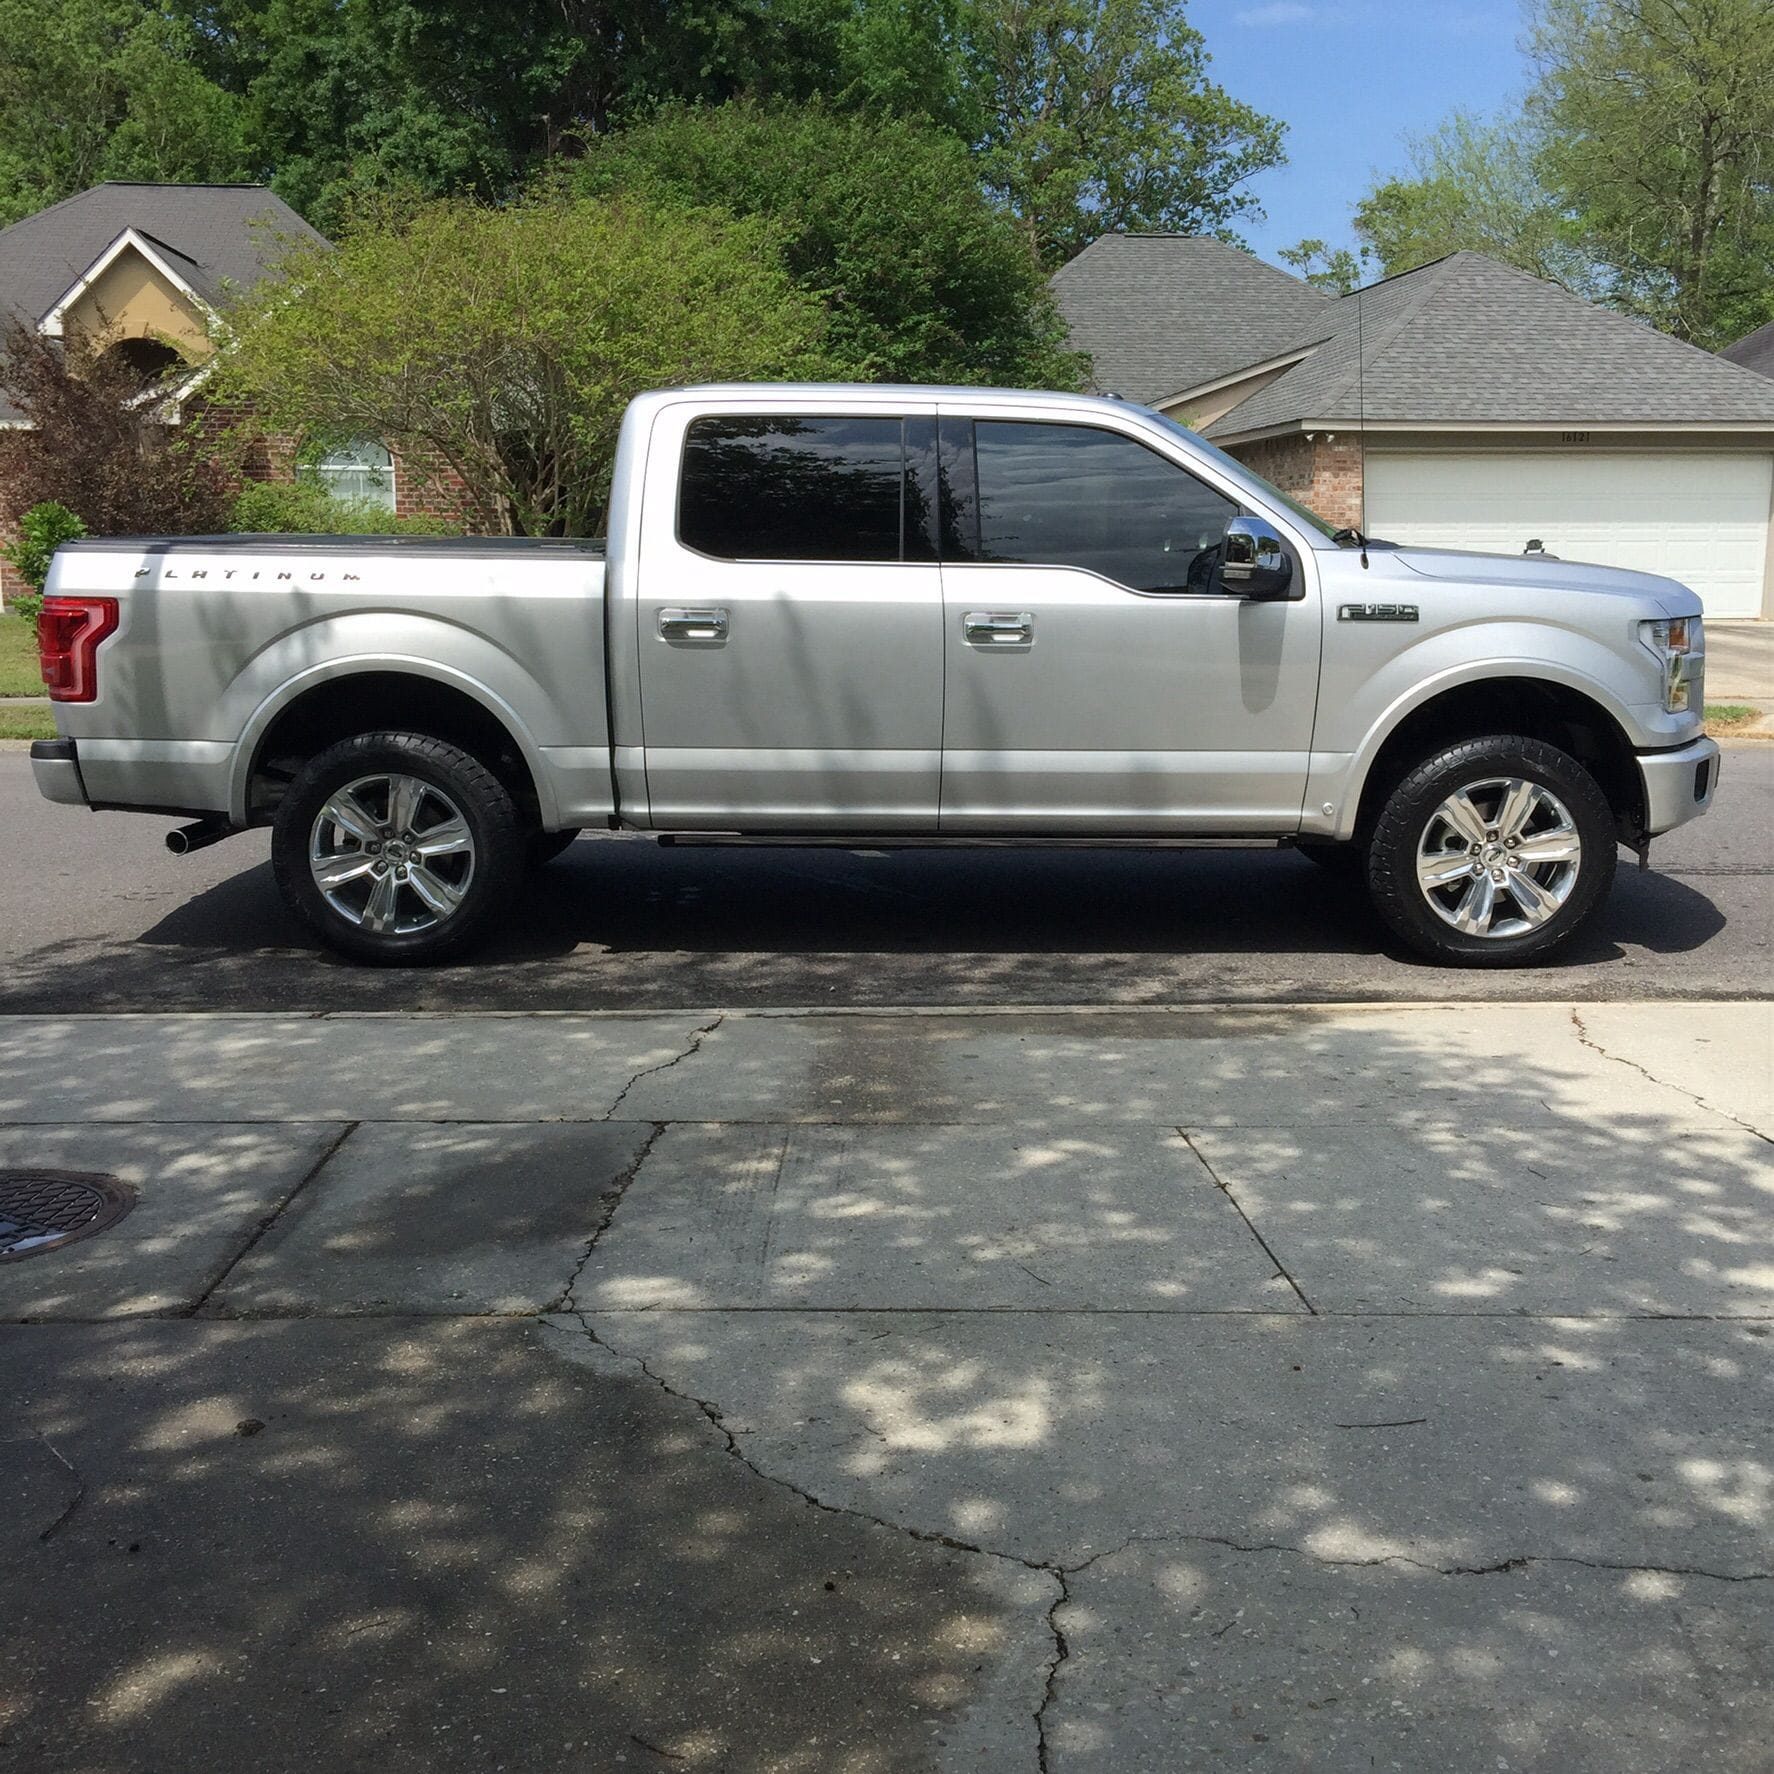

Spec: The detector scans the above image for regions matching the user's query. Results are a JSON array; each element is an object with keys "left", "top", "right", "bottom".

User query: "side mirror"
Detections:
[{"left": 1220, "top": 515, "right": 1294, "bottom": 600}]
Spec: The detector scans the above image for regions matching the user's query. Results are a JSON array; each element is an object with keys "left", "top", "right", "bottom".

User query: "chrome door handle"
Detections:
[
  {"left": 963, "top": 611, "right": 1034, "bottom": 646},
  {"left": 659, "top": 607, "right": 729, "bottom": 642}
]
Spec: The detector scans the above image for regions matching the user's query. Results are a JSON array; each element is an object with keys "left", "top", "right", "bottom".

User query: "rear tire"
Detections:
[
  {"left": 271, "top": 731, "right": 524, "bottom": 965},
  {"left": 1366, "top": 734, "right": 1616, "bottom": 967}
]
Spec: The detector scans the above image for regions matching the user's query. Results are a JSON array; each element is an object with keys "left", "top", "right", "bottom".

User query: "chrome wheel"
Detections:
[
  {"left": 1415, "top": 776, "right": 1581, "bottom": 939},
  {"left": 307, "top": 772, "right": 475, "bottom": 935}
]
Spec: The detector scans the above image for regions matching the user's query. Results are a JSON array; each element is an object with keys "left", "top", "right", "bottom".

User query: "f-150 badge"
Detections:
[{"left": 1338, "top": 603, "right": 1419, "bottom": 622}]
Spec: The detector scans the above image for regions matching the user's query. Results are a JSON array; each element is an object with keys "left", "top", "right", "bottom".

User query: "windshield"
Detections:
[{"left": 1149, "top": 411, "right": 1342, "bottom": 542}]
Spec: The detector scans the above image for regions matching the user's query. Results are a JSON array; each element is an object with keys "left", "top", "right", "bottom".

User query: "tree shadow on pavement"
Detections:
[
  {"left": 0, "top": 1007, "right": 1769, "bottom": 1771},
  {"left": 565, "top": 1009, "right": 1773, "bottom": 1770},
  {"left": 2, "top": 1316, "right": 1044, "bottom": 1774},
  {"left": 0, "top": 841, "right": 1733, "bottom": 1013}
]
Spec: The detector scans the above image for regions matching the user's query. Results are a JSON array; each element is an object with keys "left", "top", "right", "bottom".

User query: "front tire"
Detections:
[
  {"left": 1366, "top": 735, "right": 1616, "bottom": 967},
  {"left": 271, "top": 731, "right": 524, "bottom": 965}
]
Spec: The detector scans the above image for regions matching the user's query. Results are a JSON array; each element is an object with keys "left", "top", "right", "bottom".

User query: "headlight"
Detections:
[{"left": 1639, "top": 617, "right": 1704, "bottom": 712}]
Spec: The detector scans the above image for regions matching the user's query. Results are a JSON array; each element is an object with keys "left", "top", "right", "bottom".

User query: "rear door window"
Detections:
[{"left": 678, "top": 416, "right": 908, "bottom": 562}]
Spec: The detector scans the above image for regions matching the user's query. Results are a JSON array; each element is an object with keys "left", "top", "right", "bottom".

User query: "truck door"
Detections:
[
  {"left": 936, "top": 414, "right": 1323, "bottom": 833},
  {"left": 634, "top": 406, "right": 944, "bottom": 829}
]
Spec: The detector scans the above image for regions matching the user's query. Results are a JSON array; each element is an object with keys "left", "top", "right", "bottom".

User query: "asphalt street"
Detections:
[{"left": 1, "top": 742, "right": 1769, "bottom": 1010}]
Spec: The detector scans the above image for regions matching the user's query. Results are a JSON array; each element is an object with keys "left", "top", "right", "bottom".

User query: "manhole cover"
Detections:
[{"left": 0, "top": 1170, "right": 136, "bottom": 1261}]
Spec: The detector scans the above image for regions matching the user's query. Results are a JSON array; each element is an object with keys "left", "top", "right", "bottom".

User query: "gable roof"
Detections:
[
  {"left": 0, "top": 183, "right": 323, "bottom": 421},
  {"left": 1203, "top": 251, "right": 1774, "bottom": 440},
  {"left": 0, "top": 183, "right": 321, "bottom": 325},
  {"left": 1049, "top": 232, "right": 1335, "bottom": 405},
  {"left": 1722, "top": 317, "right": 1774, "bottom": 381}
]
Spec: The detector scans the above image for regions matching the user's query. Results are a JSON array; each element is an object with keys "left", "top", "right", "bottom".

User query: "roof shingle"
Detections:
[
  {"left": 1206, "top": 252, "right": 1774, "bottom": 438},
  {"left": 1722, "top": 317, "right": 1774, "bottom": 381},
  {"left": 1049, "top": 232, "right": 1334, "bottom": 405}
]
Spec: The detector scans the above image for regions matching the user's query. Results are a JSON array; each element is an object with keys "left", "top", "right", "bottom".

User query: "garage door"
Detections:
[{"left": 1364, "top": 451, "right": 1771, "bottom": 618}]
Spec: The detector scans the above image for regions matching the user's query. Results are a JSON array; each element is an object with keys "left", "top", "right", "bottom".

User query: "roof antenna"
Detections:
[{"left": 1355, "top": 277, "right": 1369, "bottom": 569}]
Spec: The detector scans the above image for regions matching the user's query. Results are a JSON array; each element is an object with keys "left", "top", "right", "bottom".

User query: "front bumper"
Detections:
[
  {"left": 29, "top": 737, "right": 88, "bottom": 807},
  {"left": 1637, "top": 735, "right": 1719, "bottom": 837}
]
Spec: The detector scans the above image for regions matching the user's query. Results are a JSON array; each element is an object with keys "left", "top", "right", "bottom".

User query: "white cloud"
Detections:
[{"left": 1234, "top": 1, "right": 1315, "bottom": 23}]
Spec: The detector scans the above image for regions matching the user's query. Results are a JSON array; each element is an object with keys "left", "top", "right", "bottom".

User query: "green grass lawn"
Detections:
[
  {"left": 0, "top": 611, "right": 43, "bottom": 697},
  {"left": 0, "top": 703, "right": 54, "bottom": 740},
  {"left": 1705, "top": 702, "right": 1762, "bottom": 735}
]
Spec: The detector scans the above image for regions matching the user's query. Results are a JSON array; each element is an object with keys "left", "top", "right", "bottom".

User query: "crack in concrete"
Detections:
[
  {"left": 574, "top": 1315, "right": 1067, "bottom": 1770},
  {"left": 1050, "top": 1529, "right": 1771, "bottom": 1586},
  {"left": 1036, "top": 1566, "right": 1070, "bottom": 1774},
  {"left": 567, "top": 1316, "right": 1770, "bottom": 1774},
  {"left": 189, "top": 1120, "right": 360, "bottom": 1317},
  {"left": 602, "top": 1016, "right": 724, "bottom": 1122},
  {"left": 34, "top": 1430, "right": 84, "bottom": 1543},
  {"left": 550, "top": 1123, "right": 666, "bottom": 1314},
  {"left": 1178, "top": 1128, "right": 1316, "bottom": 1314},
  {"left": 1570, "top": 1008, "right": 1770, "bottom": 1145}
]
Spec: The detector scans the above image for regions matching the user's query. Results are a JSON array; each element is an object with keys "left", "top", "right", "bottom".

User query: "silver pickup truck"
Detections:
[{"left": 30, "top": 382, "right": 1717, "bottom": 966}]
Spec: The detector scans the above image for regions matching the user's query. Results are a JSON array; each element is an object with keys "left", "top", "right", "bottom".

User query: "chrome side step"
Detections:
[{"left": 655, "top": 834, "right": 1288, "bottom": 851}]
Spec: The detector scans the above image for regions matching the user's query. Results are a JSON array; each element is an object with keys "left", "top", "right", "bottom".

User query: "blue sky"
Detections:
[{"left": 1187, "top": 0, "right": 1528, "bottom": 265}]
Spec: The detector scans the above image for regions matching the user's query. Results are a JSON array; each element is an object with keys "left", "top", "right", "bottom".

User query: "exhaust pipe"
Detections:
[{"left": 165, "top": 818, "right": 236, "bottom": 856}]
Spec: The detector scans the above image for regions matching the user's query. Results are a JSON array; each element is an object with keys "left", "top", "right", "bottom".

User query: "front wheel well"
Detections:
[
  {"left": 246, "top": 672, "right": 540, "bottom": 824},
  {"left": 1354, "top": 679, "right": 1644, "bottom": 844}
]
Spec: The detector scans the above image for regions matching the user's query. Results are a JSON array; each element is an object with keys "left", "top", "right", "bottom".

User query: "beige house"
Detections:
[
  {"left": 1053, "top": 234, "right": 1774, "bottom": 619},
  {"left": 0, "top": 182, "right": 324, "bottom": 399}
]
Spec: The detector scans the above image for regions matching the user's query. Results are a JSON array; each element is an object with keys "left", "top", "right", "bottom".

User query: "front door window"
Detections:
[{"left": 967, "top": 421, "right": 1239, "bottom": 594}]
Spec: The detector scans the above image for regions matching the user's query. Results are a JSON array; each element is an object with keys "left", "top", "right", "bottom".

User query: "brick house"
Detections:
[
  {"left": 1052, "top": 234, "right": 1774, "bottom": 618},
  {"left": 0, "top": 182, "right": 473, "bottom": 602}
]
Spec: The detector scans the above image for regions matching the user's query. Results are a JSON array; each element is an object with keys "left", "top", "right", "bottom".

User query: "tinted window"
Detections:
[
  {"left": 679, "top": 416, "right": 906, "bottom": 562},
  {"left": 972, "top": 421, "right": 1239, "bottom": 593}
]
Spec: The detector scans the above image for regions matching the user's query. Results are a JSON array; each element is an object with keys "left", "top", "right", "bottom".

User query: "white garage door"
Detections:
[{"left": 1364, "top": 451, "right": 1771, "bottom": 618}]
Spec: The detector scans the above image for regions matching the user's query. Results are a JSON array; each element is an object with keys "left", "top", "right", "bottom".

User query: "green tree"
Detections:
[
  {"left": 218, "top": 193, "right": 844, "bottom": 536},
  {"left": 1277, "top": 238, "right": 1366, "bottom": 294},
  {"left": 966, "top": 0, "right": 1285, "bottom": 267},
  {"left": 0, "top": 1, "right": 252, "bottom": 225},
  {"left": 170, "top": 0, "right": 876, "bottom": 232},
  {"left": 1342, "top": 1, "right": 1773, "bottom": 348},
  {"left": 571, "top": 100, "right": 1084, "bottom": 386},
  {"left": 1351, "top": 112, "right": 1592, "bottom": 294},
  {"left": 1528, "top": 0, "right": 1774, "bottom": 346}
]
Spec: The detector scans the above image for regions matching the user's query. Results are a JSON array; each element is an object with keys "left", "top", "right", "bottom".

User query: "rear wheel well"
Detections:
[
  {"left": 1354, "top": 679, "right": 1643, "bottom": 844},
  {"left": 247, "top": 673, "right": 540, "bottom": 825}
]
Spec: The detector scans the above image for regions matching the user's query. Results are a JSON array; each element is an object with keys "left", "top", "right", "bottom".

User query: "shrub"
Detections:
[
  {"left": 229, "top": 480, "right": 459, "bottom": 536},
  {"left": 0, "top": 320, "right": 239, "bottom": 537},
  {"left": 219, "top": 191, "right": 841, "bottom": 537},
  {"left": 3, "top": 501, "right": 88, "bottom": 630}
]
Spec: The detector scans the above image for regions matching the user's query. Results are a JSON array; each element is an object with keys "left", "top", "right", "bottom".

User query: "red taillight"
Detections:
[{"left": 38, "top": 596, "right": 119, "bottom": 703}]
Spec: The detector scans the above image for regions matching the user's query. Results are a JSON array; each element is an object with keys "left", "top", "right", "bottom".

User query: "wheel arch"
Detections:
[
  {"left": 234, "top": 659, "right": 553, "bottom": 828},
  {"left": 1348, "top": 672, "right": 1645, "bottom": 845}
]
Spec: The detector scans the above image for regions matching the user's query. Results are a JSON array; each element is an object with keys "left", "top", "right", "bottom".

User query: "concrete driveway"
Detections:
[
  {"left": 1708, "top": 620, "right": 1773, "bottom": 704},
  {"left": 3, "top": 999, "right": 1769, "bottom": 1771}
]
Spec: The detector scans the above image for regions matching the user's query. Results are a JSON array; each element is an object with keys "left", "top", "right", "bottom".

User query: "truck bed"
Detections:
[{"left": 42, "top": 532, "right": 611, "bottom": 828}]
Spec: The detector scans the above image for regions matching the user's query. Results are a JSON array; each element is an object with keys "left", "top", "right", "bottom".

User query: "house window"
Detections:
[
  {"left": 312, "top": 439, "right": 396, "bottom": 510},
  {"left": 101, "top": 338, "right": 185, "bottom": 383}
]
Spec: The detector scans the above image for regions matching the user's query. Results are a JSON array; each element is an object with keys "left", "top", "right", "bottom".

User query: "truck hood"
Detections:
[{"left": 1389, "top": 545, "right": 1701, "bottom": 616}]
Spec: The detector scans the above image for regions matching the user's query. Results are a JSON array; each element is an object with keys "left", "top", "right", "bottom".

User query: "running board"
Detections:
[{"left": 655, "top": 834, "right": 1289, "bottom": 851}]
